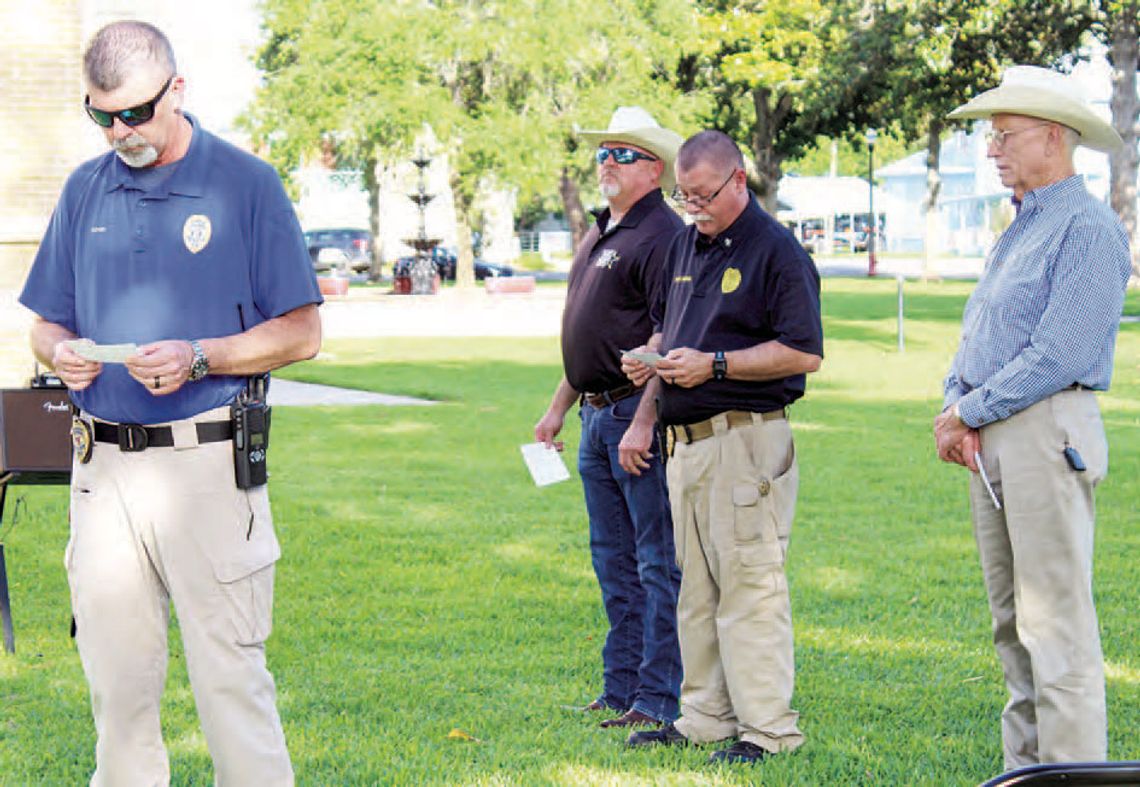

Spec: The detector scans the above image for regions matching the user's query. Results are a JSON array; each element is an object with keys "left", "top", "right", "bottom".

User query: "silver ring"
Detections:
[{"left": 153, "top": 376, "right": 161, "bottom": 390}]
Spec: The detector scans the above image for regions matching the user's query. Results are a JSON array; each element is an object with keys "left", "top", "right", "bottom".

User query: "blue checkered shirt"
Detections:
[{"left": 944, "top": 175, "right": 1131, "bottom": 427}]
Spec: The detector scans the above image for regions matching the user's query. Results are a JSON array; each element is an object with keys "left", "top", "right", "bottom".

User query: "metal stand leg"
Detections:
[{"left": 0, "top": 483, "right": 13, "bottom": 654}]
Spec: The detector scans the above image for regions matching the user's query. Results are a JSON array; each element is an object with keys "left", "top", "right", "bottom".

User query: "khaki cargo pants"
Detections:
[
  {"left": 68, "top": 406, "right": 293, "bottom": 786},
  {"left": 666, "top": 411, "right": 805, "bottom": 752}
]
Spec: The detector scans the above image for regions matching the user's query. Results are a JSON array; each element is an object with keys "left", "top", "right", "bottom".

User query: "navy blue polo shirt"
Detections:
[
  {"left": 20, "top": 113, "right": 322, "bottom": 424},
  {"left": 654, "top": 197, "right": 823, "bottom": 425},
  {"left": 561, "top": 189, "right": 682, "bottom": 393}
]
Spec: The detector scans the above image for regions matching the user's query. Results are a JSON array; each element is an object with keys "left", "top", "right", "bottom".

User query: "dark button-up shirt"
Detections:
[
  {"left": 561, "top": 189, "right": 682, "bottom": 393},
  {"left": 655, "top": 197, "right": 823, "bottom": 425}
]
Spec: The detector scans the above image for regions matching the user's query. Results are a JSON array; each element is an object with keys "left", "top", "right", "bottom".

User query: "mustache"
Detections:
[{"left": 113, "top": 133, "right": 149, "bottom": 151}]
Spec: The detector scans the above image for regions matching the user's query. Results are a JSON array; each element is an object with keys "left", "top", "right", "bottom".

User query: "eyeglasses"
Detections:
[
  {"left": 84, "top": 76, "right": 173, "bottom": 128},
  {"left": 670, "top": 169, "right": 738, "bottom": 208},
  {"left": 985, "top": 122, "right": 1050, "bottom": 150},
  {"left": 595, "top": 146, "right": 658, "bottom": 165}
]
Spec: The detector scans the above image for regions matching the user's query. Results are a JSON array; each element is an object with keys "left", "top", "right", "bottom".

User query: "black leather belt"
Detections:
[
  {"left": 92, "top": 420, "right": 233, "bottom": 452},
  {"left": 583, "top": 383, "right": 640, "bottom": 409}
]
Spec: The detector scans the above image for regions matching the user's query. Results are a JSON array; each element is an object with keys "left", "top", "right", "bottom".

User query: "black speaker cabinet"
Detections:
[{"left": 0, "top": 388, "right": 73, "bottom": 479}]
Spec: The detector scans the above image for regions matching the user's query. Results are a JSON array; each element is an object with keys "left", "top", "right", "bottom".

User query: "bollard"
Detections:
[{"left": 897, "top": 274, "right": 905, "bottom": 353}]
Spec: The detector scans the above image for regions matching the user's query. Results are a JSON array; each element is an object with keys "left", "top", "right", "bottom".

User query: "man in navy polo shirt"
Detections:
[
  {"left": 624, "top": 130, "right": 823, "bottom": 764},
  {"left": 534, "top": 107, "right": 683, "bottom": 728},
  {"left": 19, "top": 21, "right": 320, "bottom": 785}
]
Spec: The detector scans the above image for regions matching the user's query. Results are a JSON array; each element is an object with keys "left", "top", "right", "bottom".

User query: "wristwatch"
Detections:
[
  {"left": 712, "top": 350, "right": 727, "bottom": 381},
  {"left": 188, "top": 340, "right": 210, "bottom": 382}
]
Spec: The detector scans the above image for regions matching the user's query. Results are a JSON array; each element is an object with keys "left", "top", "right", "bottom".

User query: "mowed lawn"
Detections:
[{"left": 2, "top": 278, "right": 1139, "bottom": 785}]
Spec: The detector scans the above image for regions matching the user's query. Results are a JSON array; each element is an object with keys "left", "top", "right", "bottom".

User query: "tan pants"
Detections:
[
  {"left": 971, "top": 389, "right": 1108, "bottom": 769},
  {"left": 666, "top": 412, "right": 804, "bottom": 752},
  {"left": 68, "top": 406, "right": 293, "bottom": 786}
]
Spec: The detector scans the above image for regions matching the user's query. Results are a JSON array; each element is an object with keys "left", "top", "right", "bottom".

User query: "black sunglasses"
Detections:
[
  {"left": 84, "top": 76, "right": 173, "bottom": 128},
  {"left": 595, "top": 146, "right": 658, "bottom": 165}
]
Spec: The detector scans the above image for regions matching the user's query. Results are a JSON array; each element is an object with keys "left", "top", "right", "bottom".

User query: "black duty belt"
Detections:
[
  {"left": 583, "top": 383, "right": 640, "bottom": 409},
  {"left": 668, "top": 408, "right": 786, "bottom": 446},
  {"left": 92, "top": 420, "right": 233, "bottom": 452}
]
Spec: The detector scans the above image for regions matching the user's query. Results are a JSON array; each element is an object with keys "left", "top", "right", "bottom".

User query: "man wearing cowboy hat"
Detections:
[
  {"left": 535, "top": 106, "right": 683, "bottom": 728},
  {"left": 934, "top": 65, "right": 1131, "bottom": 768}
]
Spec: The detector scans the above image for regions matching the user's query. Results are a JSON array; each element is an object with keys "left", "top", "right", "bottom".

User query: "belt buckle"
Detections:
[{"left": 117, "top": 423, "right": 148, "bottom": 452}]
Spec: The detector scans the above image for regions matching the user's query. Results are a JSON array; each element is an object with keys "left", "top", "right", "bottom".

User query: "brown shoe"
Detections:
[
  {"left": 583, "top": 699, "right": 610, "bottom": 712},
  {"left": 600, "top": 709, "right": 661, "bottom": 728}
]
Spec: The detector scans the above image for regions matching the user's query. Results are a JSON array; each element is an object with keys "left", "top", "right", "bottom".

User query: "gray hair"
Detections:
[
  {"left": 676, "top": 130, "right": 744, "bottom": 175},
  {"left": 83, "top": 20, "right": 176, "bottom": 92}
]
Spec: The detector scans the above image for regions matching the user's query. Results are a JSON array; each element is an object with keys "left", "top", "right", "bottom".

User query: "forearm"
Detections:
[
  {"left": 199, "top": 304, "right": 321, "bottom": 376},
  {"left": 723, "top": 339, "right": 822, "bottom": 382},
  {"left": 547, "top": 376, "right": 580, "bottom": 417},
  {"left": 30, "top": 318, "right": 76, "bottom": 368},
  {"left": 631, "top": 375, "right": 660, "bottom": 427}
]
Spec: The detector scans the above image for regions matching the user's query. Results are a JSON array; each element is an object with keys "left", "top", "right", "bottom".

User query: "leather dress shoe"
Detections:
[
  {"left": 708, "top": 740, "right": 769, "bottom": 764},
  {"left": 600, "top": 709, "right": 660, "bottom": 728},
  {"left": 582, "top": 699, "right": 610, "bottom": 712},
  {"left": 626, "top": 722, "right": 689, "bottom": 748}
]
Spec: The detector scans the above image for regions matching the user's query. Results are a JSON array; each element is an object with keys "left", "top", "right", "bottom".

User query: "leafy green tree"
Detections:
[
  {"left": 864, "top": 0, "right": 1096, "bottom": 269},
  {"left": 246, "top": 0, "right": 700, "bottom": 284},
  {"left": 680, "top": 0, "right": 886, "bottom": 213}
]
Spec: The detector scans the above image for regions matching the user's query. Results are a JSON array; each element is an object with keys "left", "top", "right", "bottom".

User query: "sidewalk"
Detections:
[{"left": 0, "top": 258, "right": 982, "bottom": 387}]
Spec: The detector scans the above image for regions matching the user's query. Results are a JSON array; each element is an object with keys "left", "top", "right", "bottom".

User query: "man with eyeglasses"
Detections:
[
  {"left": 19, "top": 20, "right": 320, "bottom": 784},
  {"left": 623, "top": 130, "right": 822, "bottom": 765},
  {"left": 935, "top": 66, "right": 1130, "bottom": 769},
  {"left": 535, "top": 106, "right": 683, "bottom": 729}
]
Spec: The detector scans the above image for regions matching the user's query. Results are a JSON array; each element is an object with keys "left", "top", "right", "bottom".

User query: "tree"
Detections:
[
  {"left": 1096, "top": 0, "right": 1140, "bottom": 280},
  {"left": 680, "top": 0, "right": 886, "bottom": 214},
  {"left": 246, "top": 0, "right": 701, "bottom": 284},
  {"left": 865, "top": 0, "right": 1096, "bottom": 271}
]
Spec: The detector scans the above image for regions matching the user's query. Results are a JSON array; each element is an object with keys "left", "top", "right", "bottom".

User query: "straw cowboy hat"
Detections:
[
  {"left": 948, "top": 65, "right": 1122, "bottom": 153},
  {"left": 577, "top": 106, "right": 683, "bottom": 189}
]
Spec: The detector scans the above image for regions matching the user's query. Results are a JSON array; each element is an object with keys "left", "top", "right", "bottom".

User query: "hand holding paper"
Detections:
[{"left": 520, "top": 442, "right": 571, "bottom": 487}]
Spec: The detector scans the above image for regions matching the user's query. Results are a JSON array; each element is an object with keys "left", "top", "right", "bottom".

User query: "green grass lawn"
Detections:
[{"left": 2, "top": 278, "right": 1139, "bottom": 784}]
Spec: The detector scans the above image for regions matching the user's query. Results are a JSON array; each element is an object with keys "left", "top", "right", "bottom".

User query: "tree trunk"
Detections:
[
  {"left": 364, "top": 153, "right": 382, "bottom": 282},
  {"left": 922, "top": 119, "right": 943, "bottom": 280},
  {"left": 750, "top": 86, "right": 785, "bottom": 214},
  {"left": 1109, "top": 2, "right": 1140, "bottom": 284},
  {"left": 449, "top": 167, "right": 476, "bottom": 289},
  {"left": 560, "top": 166, "right": 589, "bottom": 251}
]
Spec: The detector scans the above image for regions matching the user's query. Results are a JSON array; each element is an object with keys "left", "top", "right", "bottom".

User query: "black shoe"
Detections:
[
  {"left": 626, "top": 722, "right": 688, "bottom": 748},
  {"left": 709, "top": 740, "right": 769, "bottom": 764}
]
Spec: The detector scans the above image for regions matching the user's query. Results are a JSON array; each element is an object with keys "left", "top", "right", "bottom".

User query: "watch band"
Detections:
[
  {"left": 713, "top": 350, "right": 727, "bottom": 381},
  {"left": 188, "top": 339, "right": 209, "bottom": 382}
]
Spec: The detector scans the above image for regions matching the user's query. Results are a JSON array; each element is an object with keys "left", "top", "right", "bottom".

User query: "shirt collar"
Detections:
[
  {"left": 694, "top": 194, "right": 760, "bottom": 251},
  {"left": 104, "top": 111, "right": 208, "bottom": 198},
  {"left": 1018, "top": 174, "right": 1085, "bottom": 214},
  {"left": 596, "top": 188, "right": 667, "bottom": 234}
]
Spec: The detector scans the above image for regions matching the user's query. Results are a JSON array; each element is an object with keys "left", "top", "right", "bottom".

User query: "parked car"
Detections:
[
  {"left": 392, "top": 250, "right": 514, "bottom": 281},
  {"left": 303, "top": 228, "right": 373, "bottom": 274}
]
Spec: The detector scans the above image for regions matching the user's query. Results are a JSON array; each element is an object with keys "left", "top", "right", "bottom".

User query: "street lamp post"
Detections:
[{"left": 866, "top": 128, "right": 878, "bottom": 277}]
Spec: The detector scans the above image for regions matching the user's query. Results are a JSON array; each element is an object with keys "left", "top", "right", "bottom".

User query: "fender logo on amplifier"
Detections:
[{"left": 0, "top": 389, "right": 73, "bottom": 474}]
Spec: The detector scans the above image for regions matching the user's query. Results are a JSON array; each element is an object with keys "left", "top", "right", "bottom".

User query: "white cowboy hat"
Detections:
[
  {"left": 577, "top": 106, "right": 683, "bottom": 189},
  {"left": 948, "top": 65, "right": 1121, "bottom": 153}
]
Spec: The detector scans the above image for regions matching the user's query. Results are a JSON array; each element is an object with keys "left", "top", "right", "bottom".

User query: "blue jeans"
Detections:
[{"left": 578, "top": 393, "right": 681, "bottom": 721}]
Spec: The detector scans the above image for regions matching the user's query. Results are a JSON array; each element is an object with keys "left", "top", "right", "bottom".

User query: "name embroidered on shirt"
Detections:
[
  {"left": 90, "top": 226, "right": 107, "bottom": 233},
  {"left": 674, "top": 275, "right": 692, "bottom": 283},
  {"left": 594, "top": 249, "right": 619, "bottom": 269}
]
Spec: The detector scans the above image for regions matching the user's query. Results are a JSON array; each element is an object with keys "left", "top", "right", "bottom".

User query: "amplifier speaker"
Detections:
[{"left": 0, "top": 388, "right": 73, "bottom": 475}]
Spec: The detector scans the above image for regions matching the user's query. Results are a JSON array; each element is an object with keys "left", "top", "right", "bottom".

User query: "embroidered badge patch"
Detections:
[
  {"left": 71, "top": 417, "right": 93, "bottom": 464},
  {"left": 721, "top": 267, "right": 741, "bottom": 294},
  {"left": 183, "top": 214, "right": 212, "bottom": 254},
  {"left": 594, "top": 249, "right": 619, "bottom": 269}
]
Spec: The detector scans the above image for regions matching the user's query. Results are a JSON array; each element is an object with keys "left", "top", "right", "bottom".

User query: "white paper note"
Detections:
[
  {"left": 974, "top": 451, "right": 1002, "bottom": 510},
  {"left": 621, "top": 349, "right": 662, "bottom": 367},
  {"left": 65, "top": 338, "right": 139, "bottom": 364},
  {"left": 520, "top": 442, "right": 571, "bottom": 487}
]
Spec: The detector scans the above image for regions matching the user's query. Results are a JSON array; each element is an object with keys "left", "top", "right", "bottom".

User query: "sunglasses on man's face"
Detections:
[
  {"left": 84, "top": 76, "right": 173, "bottom": 128},
  {"left": 595, "top": 146, "right": 658, "bottom": 165}
]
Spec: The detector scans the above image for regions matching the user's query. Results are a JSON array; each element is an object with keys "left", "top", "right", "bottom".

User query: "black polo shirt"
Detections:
[
  {"left": 654, "top": 197, "right": 823, "bottom": 425},
  {"left": 561, "top": 189, "right": 683, "bottom": 393}
]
